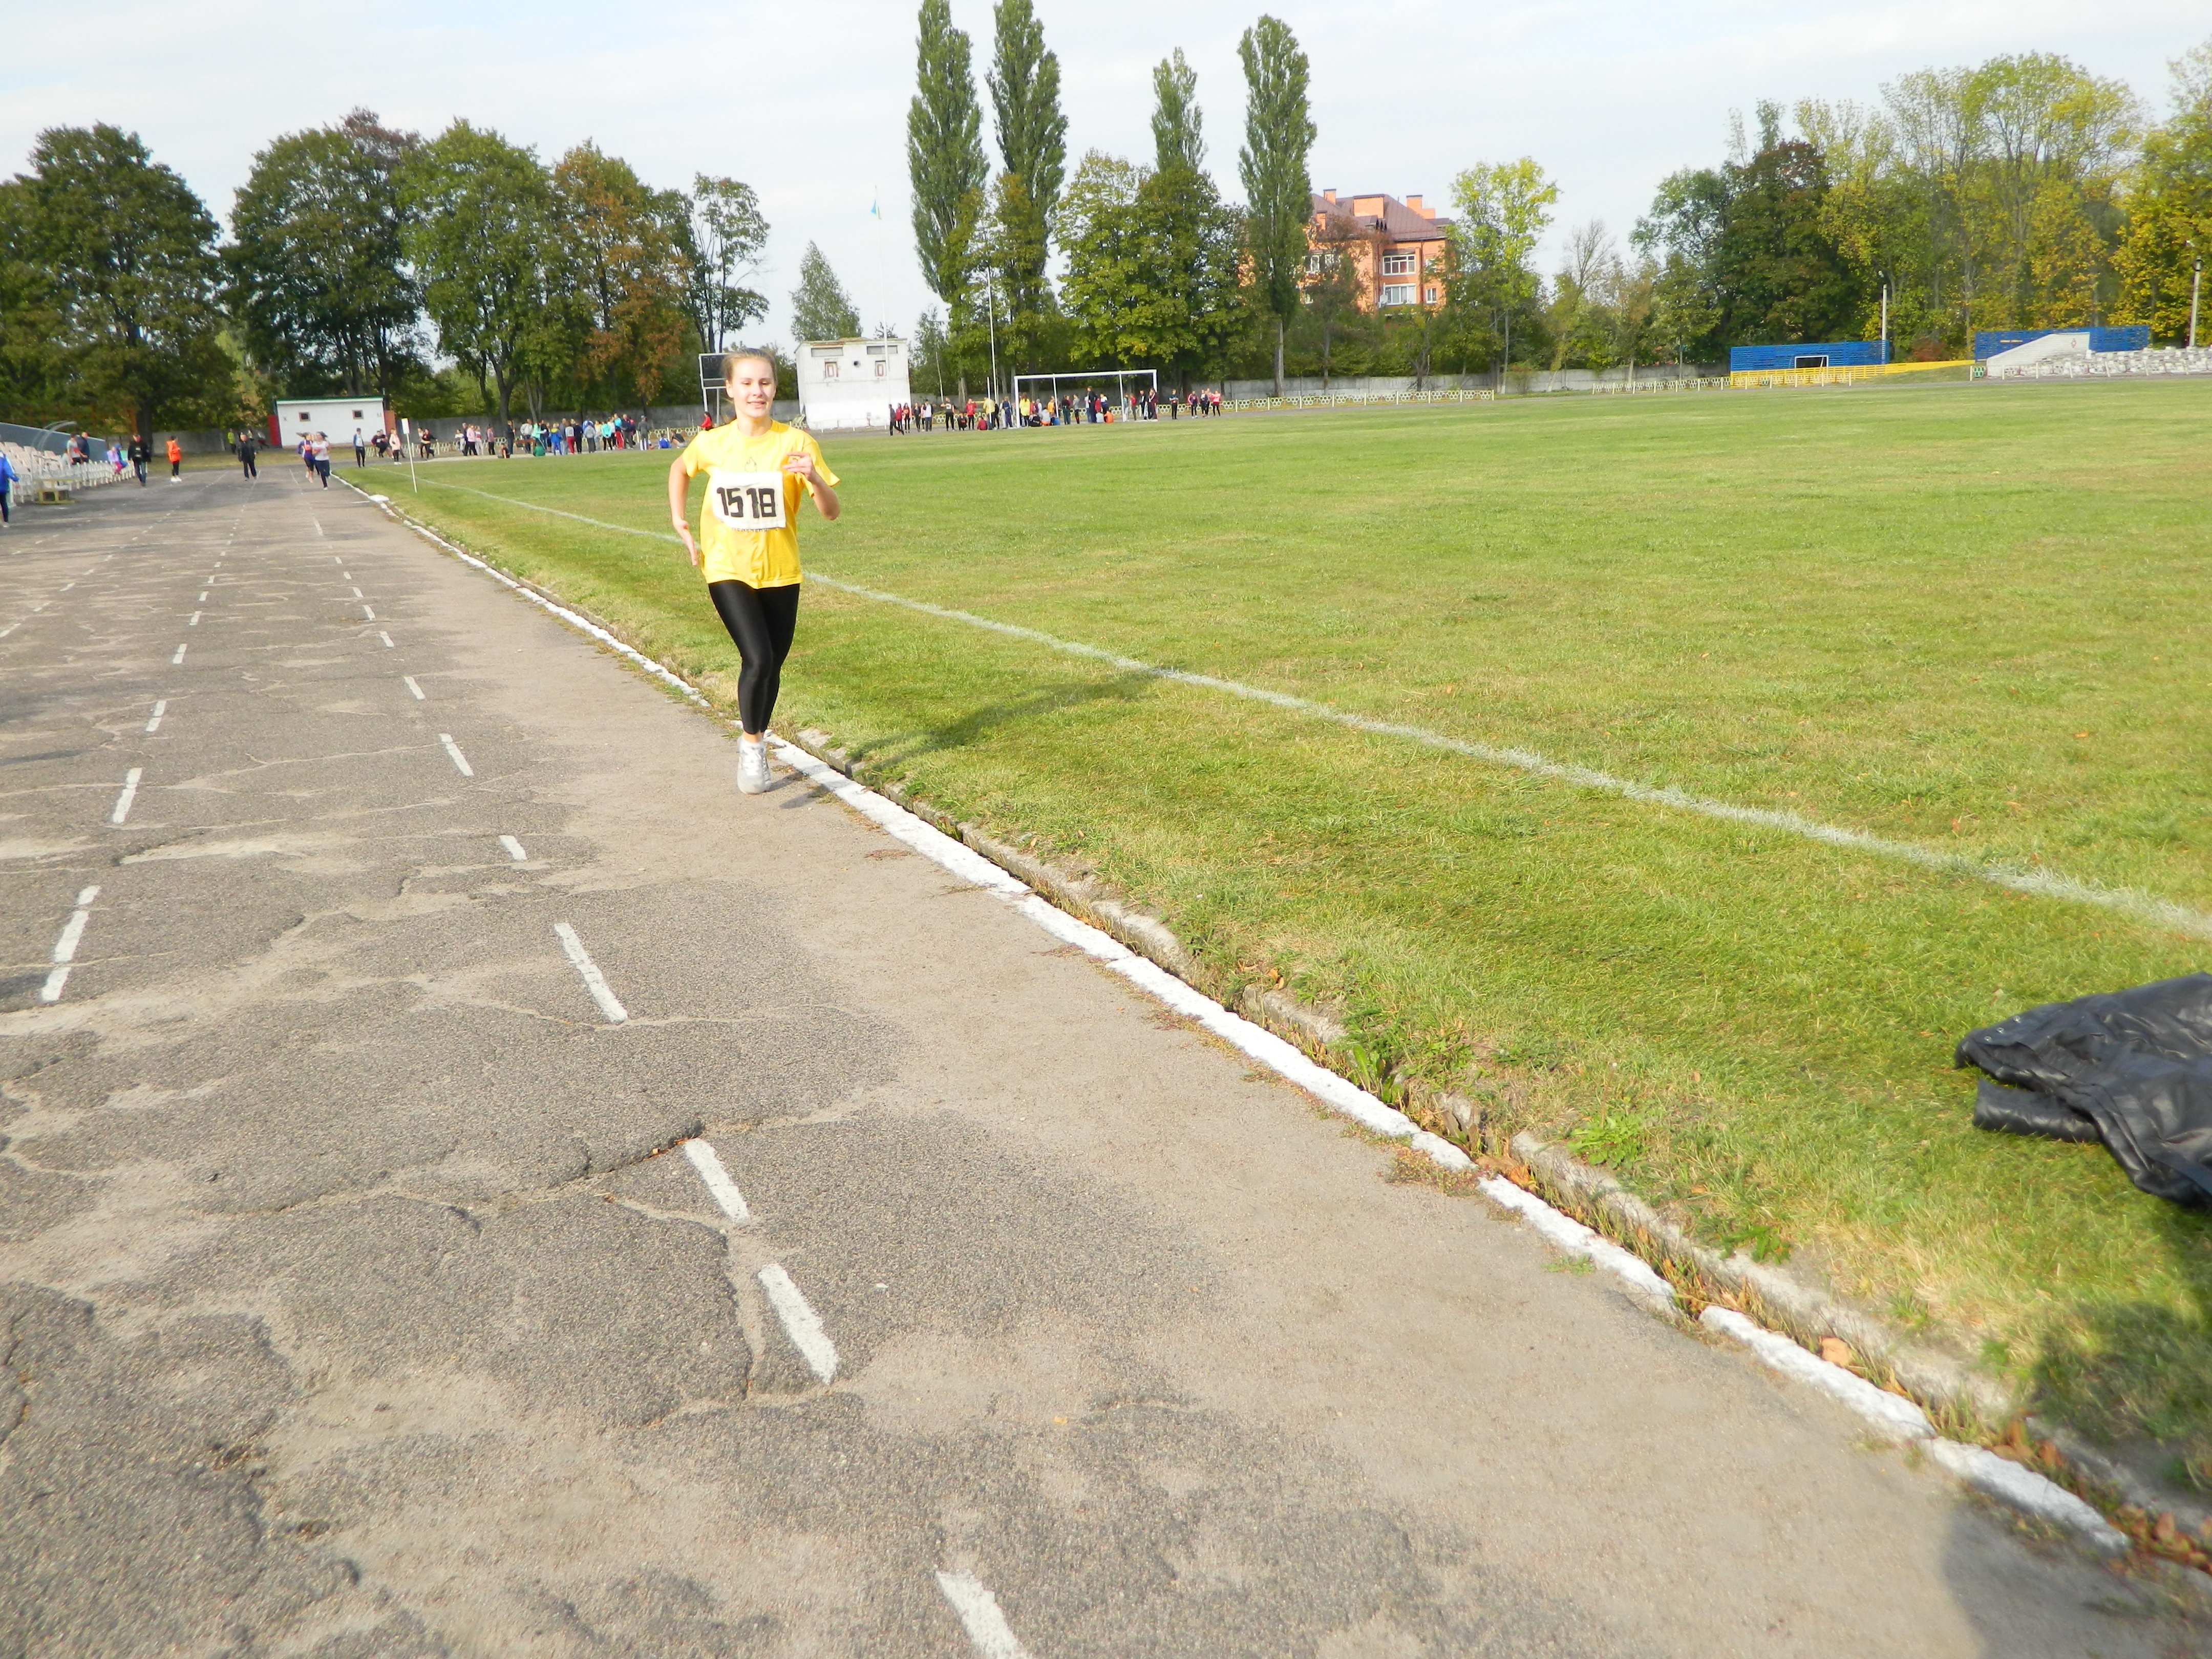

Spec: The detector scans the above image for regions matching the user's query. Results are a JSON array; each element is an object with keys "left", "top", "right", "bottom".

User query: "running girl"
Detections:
[{"left": 668, "top": 349, "right": 839, "bottom": 795}]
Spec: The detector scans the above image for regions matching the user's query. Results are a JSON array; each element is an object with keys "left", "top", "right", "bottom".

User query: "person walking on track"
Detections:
[
  {"left": 128, "top": 434, "right": 149, "bottom": 485},
  {"left": 165, "top": 436, "right": 182, "bottom": 482},
  {"left": 236, "top": 431, "right": 258, "bottom": 480},
  {"left": 667, "top": 348, "right": 840, "bottom": 795},
  {"left": 0, "top": 448, "right": 16, "bottom": 525}
]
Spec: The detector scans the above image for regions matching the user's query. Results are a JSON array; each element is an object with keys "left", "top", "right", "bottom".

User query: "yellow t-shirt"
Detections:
[{"left": 678, "top": 421, "right": 839, "bottom": 587}]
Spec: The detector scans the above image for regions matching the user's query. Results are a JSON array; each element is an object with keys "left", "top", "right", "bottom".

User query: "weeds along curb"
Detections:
[{"left": 352, "top": 481, "right": 2172, "bottom": 1566}]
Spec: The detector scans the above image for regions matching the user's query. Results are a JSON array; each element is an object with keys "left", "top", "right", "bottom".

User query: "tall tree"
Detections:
[
  {"left": 1058, "top": 152, "right": 1148, "bottom": 365},
  {"left": 1451, "top": 156, "right": 1557, "bottom": 382},
  {"left": 13, "top": 124, "right": 236, "bottom": 438},
  {"left": 791, "top": 242, "right": 862, "bottom": 341},
  {"left": 551, "top": 144, "right": 690, "bottom": 412},
  {"left": 1238, "top": 14, "right": 1315, "bottom": 393},
  {"left": 677, "top": 175, "right": 769, "bottom": 356},
  {"left": 2116, "top": 37, "right": 2212, "bottom": 339},
  {"left": 227, "top": 110, "right": 420, "bottom": 400},
  {"left": 986, "top": 0, "right": 1068, "bottom": 318},
  {"left": 907, "top": 0, "right": 989, "bottom": 306},
  {"left": 1152, "top": 49, "right": 1206, "bottom": 176},
  {"left": 398, "top": 121, "right": 554, "bottom": 428}
]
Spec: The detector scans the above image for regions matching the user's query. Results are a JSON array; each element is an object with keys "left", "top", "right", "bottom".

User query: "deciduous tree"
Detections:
[
  {"left": 399, "top": 121, "right": 554, "bottom": 429},
  {"left": 1450, "top": 156, "right": 1557, "bottom": 382},
  {"left": 2115, "top": 37, "right": 2212, "bottom": 339},
  {"left": 677, "top": 175, "right": 769, "bottom": 356},
  {"left": 1152, "top": 49, "right": 1205, "bottom": 176},
  {"left": 14, "top": 124, "right": 237, "bottom": 438},
  {"left": 227, "top": 109, "right": 419, "bottom": 399}
]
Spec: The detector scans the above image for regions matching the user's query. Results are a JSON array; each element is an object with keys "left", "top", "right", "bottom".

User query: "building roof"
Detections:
[{"left": 1311, "top": 190, "right": 1452, "bottom": 243}]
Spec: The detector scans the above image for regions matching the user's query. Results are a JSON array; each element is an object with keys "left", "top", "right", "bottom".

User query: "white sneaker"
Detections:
[{"left": 736, "top": 740, "right": 769, "bottom": 794}]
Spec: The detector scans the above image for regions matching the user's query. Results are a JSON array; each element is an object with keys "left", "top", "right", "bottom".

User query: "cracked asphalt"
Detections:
[{"left": 0, "top": 466, "right": 2192, "bottom": 1656}]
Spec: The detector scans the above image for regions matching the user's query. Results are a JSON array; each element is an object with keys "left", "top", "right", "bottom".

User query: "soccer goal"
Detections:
[{"left": 1012, "top": 368, "right": 1159, "bottom": 419}]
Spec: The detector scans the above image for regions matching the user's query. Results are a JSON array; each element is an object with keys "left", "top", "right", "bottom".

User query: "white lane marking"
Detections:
[
  {"left": 198, "top": 591, "right": 207, "bottom": 601},
  {"left": 333, "top": 555, "right": 343, "bottom": 564},
  {"left": 58, "top": 582, "right": 72, "bottom": 591},
  {"left": 757, "top": 1264, "right": 838, "bottom": 1382},
  {"left": 499, "top": 834, "right": 529, "bottom": 861},
  {"left": 378, "top": 631, "right": 394, "bottom": 648},
  {"left": 0, "top": 624, "right": 16, "bottom": 640},
  {"left": 360, "top": 603, "right": 377, "bottom": 620},
  {"left": 402, "top": 675, "right": 426, "bottom": 699},
  {"left": 109, "top": 768, "right": 143, "bottom": 825},
  {"left": 437, "top": 733, "right": 474, "bottom": 776},
  {"left": 188, "top": 611, "right": 201, "bottom": 626},
  {"left": 1698, "top": 1307, "right": 2124, "bottom": 1550},
  {"left": 39, "top": 885, "right": 101, "bottom": 1004},
  {"left": 552, "top": 921, "right": 628, "bottom": 1023},
  {"left": 311, "top": 515, "right": 325, "bottom": 537},
  {"left": 934, "top": 1571, "right": 1034, "bottom": 1659},
  {"left": 683, "top": 1139, "right": 752, "bottom": 1222},
  {"left": 350, "top": 586, "right": 364, "bottom": 598},
  {"left": 386, "top": 476, "right": 2212, "bottom": 942},
  {"left": 144, "top": 700, "right": 167, "bottom": 733},
  {"left": 171, "top": 643, "right": 187, "bottom": 665}
]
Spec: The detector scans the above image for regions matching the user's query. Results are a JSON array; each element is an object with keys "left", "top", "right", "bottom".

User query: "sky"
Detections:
[{"left": 5, "top": 1, "right": 2205, "bottom": 361}]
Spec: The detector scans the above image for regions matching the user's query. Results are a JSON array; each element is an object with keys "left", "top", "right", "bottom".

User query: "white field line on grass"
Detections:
[
  {"left": 383, "top": 475, "right": 2212, "bottom": 943},
  {"left": 345, "top": 477, "right": 2152, "bottom": 1552}
]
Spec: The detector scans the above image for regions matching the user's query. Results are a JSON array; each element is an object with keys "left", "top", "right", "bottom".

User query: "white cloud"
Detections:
[{"left": 4, "top": 1, "right": 2202, "bottom": 366}]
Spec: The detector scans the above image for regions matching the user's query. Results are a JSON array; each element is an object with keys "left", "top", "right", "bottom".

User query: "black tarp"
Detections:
[{"left": 1956, "top": 973, "right": 2212, "bottom": 1207}]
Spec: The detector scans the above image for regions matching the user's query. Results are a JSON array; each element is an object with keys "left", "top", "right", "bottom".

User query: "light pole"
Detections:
[
  {"left": 2191, "top": 248, "right": 2202, "bottom": 352},
  {"left": 1879, "top": 271, "right": 1890, "bottom": 361},
  {"left": 984, "top": 271, "right": 1001, "bottom": 415}
]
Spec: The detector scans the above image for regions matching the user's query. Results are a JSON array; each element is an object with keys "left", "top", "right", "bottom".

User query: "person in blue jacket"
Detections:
[{"left": 0, "top": 449, "right": 17, "bottom": 525}]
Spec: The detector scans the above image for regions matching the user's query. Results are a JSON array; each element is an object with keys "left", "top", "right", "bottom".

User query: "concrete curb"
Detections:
[{"left": 343, "top": 478, "right": 2159, "bottom": 1566}]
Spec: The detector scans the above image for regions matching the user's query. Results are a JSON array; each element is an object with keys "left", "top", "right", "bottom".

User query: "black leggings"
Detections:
[{"left": 709, "top": 580, "right": 800, "bottom": 735}]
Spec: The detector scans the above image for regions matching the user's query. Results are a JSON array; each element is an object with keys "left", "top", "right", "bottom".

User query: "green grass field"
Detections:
[{"left": 363, "top": 378, "right": 2212, "bottom": 1477}]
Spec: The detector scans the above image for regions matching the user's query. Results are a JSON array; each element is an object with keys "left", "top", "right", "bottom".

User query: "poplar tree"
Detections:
[
  {"left": 907, "top": 0, "right": 988, "bottom": 306},
  {"left": 986, "top": 0, "right": 1068, "bottom": 317},
  {"left": 678, "top": 176, "right": 770, "bottom": 356},
  {"left": 1152, "top": 48, "right": 1205, "bottom": 176},
  {"left": 791, "top": 243, "right": 862, "bottom": 341},
  {"left": 1237, "top": 15, "right": 1315, "bottom": 393}
]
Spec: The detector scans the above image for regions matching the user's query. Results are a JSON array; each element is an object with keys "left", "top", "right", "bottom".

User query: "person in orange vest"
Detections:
[{"left": 165, "top": 436, "right": 183, "bottom": 481}]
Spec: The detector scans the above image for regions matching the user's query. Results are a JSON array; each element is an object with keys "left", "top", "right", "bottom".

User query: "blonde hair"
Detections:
[{"left": 723, "top": 348, "right": 777, "bottom": 384}]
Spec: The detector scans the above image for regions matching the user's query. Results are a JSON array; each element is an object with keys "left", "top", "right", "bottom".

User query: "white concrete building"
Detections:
[
  {"left": 270, "top": 397, "right": 393, "bottom": 448},
  {"left": 797, "top": 338, "right": 910, "bottom": 431}
]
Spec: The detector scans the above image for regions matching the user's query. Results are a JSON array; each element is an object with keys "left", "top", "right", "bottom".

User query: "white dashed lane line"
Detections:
[
  {"left": 109, "top": 769, "right": 143, "bottom": 826},
  {"left": 171, "top": 644, "right": 187, "bottom": 665},
  {"left": 756, "top": 1265, "right": 838, "bottom": 1383},
  {"left": 378, "top": 631, "right": 395, "bottom": 648},
  {"left": 551, "top": 921, "right": 628, "bottom": 1024},
  {"left": 436, "top": 733, "right": 474, "bottom": 776},
  {"left": 188, "top": 611, "right": 201, "bottom": 626},
  {"left": 361, "top": 604, "right": 376, "bottom": 620},
  {"left": 402, "top": 675, "right": 425, "bottom": 700},
  {"left": 144, "top": 700, "right": 167, "bottom": 733},
  {"left": 935, "top": 1570, "right": 1034, "bottom": 1659},
  {"left": 498, "top": 834, "right": 528, "bottom": 862},
  {"left": 39, "top": 886, "right": 100, "bottom": 1005},
  {"left": 681, "top": 1139, "right": 752, "bottom": 1222}
]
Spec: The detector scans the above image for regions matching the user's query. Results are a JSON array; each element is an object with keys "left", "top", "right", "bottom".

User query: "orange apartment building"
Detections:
[{"left": 1306, "top": 189, "right": 1452, "bottom": 311}]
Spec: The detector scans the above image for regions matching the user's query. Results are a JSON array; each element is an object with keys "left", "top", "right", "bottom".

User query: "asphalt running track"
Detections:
[{"left": 0, "top": 468, "right": 2190, "bottom": 1655}]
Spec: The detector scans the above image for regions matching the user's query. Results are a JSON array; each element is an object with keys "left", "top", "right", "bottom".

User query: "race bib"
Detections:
[{"left": 707, "top": 469, "right": 788, "bottom": 531}]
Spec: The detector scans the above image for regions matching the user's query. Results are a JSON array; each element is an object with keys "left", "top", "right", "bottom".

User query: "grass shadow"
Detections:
[{"left": 841, "top": 671, "right": 1158, "bottom": 771}]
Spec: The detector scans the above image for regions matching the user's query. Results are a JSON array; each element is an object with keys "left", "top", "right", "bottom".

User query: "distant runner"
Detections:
[
  {"left": 165, "top": 436, "right": 182, "bottom": 482},
  {"left": 668, "top": 349, "right": 839, "bottom": 795}
]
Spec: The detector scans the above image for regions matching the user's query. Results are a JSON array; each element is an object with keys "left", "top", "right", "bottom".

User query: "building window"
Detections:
[
  {"left": 823, "top": 361, "right": 840, "bottom": 380},
  {"left": 1379, "top": 284, "right": 1416, "bottom": 307},
  {"left": 1304, "top": 252, "right": 1325, "bottom": 275},
  {"left": 875, "top": 360, "right": 886, "bottom": 377},
  {"left": 1424, "top": 286, "right": 1439, "bottom": 305},
  {"left": 1381, "top": 252, "right": 1415, "bottom": 276}
]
